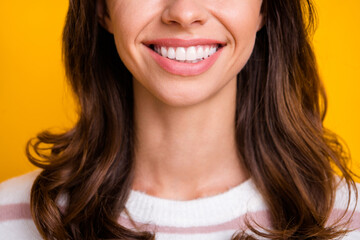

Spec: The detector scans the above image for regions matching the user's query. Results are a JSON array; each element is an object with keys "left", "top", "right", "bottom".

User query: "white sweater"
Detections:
[{"left": 0, "top": 171, "right": 359, "bottom": 240}]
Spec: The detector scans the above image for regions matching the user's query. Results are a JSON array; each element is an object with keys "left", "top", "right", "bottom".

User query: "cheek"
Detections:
[
  {"left": 110, "top": 11, "right": 143, "bottom": 75},
  {"left": 232, "top": 15, "right": 259, "bottom": 58},
  {"left": 111, "top": 11, "right": 138, "bottom": 49},
  {"left": 211, "top": 0, "right": 262, "bottom": 41},
  {"left": 110, "top": 1, "right": 161, "bottom": 45},
  {"left": 227, "top": 7, "right": 261, "bottom": 42},
  {"left": 216, "top": 2, "right": 262, "bottom": 71},
  {"left": 109, "top": 1, "right": 161, "bottom": 72}
]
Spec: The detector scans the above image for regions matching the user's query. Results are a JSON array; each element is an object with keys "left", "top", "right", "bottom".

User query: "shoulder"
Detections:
[
  {"left": 0, "top": 170, "right": 40, "bottom": 205},
  {"left": 331, "top": 178, "right": 360, "bottom": 239},
  {"left": 333, "top": 178, "right": 360, "bottom": 212},
  {"left": 0, "top": 170, "right": 42, "bottom": 240}
]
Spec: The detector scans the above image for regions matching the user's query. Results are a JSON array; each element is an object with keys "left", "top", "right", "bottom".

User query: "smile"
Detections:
[
  {"left": 152, "top": 45, "right": 219, "bottom": 63},
  {"left": 144, "top": 38, "right": 226, "bottom": 76}
]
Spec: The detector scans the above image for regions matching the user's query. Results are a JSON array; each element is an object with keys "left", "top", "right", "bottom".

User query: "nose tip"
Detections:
[{"left": 161, "top": 0, "right": 208, "bottom": 28}]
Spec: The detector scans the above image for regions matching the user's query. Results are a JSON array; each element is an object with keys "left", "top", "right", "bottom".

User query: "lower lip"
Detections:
[{"left": 146, "top": 46, "right": 224, "bottom": 76}]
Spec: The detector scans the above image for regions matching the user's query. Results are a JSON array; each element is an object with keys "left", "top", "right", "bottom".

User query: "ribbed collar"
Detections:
[{"left": 124, "top": 178, "right": 267, "bottom": 227}]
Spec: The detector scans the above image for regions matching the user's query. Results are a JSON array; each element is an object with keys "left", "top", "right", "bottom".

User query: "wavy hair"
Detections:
[{"left": 27, "top": 0, "right": 357, "bottom": 239}]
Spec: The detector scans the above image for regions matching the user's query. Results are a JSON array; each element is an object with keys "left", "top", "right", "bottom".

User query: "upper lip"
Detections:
[{"left": 143, "top": 38, "right": 227, "bottom": 48}]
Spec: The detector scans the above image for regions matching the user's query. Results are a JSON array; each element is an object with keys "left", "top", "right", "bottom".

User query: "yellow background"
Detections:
[{"left": 0, "top": 1, "right": 359, "bottom": 182}]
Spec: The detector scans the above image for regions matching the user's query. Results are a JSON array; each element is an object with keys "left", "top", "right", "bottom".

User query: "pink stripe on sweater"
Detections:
[
  {"left": 328, "top": 208, "right": 360, "bottom": 230},
  {"left": 1, "top": 203, "right": 359, "bottom": 235},
  {"left": 0, "top": 203, "right": 32, "bottom": 221}
]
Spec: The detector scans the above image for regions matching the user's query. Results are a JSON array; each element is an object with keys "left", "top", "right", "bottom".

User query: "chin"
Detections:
[
  {"left": 153, "top": 88, "right": 213, "bottom": 108},
  {"left": 133, "top": 72, "right": 235, "bottom": 109}
]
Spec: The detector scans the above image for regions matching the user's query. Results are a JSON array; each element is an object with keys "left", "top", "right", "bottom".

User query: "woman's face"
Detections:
[{"left": 104, "top": 0, "right": 263, "bottom": 107}]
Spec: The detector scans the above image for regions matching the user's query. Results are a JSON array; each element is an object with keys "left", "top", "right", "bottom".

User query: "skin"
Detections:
[{"left": 101, "top": 0, "right": 263, "bottom": 200}]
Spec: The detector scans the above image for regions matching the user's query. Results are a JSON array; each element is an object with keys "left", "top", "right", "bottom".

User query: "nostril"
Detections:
[{"left": 161, "top": 1, "right": 208, "bottom": 28}]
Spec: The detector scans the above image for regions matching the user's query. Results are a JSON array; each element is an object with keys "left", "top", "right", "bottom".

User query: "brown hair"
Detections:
[{"left": 27, "top": 0, "right": 358, "bottom": 239}]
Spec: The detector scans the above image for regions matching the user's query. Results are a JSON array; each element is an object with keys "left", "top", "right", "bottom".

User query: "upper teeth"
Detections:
[{"left": 154, "top": 45, "right": 218, "bottom": 62}]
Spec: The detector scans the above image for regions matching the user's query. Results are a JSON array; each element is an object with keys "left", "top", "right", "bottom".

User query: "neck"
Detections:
[{"left": 132, "top": 78, "right": 248, "bottom": 200}]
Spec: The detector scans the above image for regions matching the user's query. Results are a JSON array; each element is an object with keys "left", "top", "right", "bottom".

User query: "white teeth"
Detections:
[
  {"left": 167, "top": 47, "right": 176, "bottom": 59},
  {"left": 153, "top": 45, "right": 219, "bottom": 62},
  {"left": 176, "top": 47, "right": 186, "bottom": 61},
  {"left": 154, "top": 45, "right": 160, "bottom": 54},
  {"left": 204, "top": 47, "right": 210, "bottom": 59},
  {"left": 161, "top": 47, "right": 167, "bottom": 57},
  {"left": 196, "top": 47, "right": 204, "bottom": 59},
  {"left": 186, "top": 46, "right": 197, "bottom": 61}
]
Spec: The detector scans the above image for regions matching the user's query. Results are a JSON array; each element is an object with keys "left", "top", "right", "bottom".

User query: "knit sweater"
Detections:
[{"left": 0, "top": 171, "right": 359, "bottom": 240}]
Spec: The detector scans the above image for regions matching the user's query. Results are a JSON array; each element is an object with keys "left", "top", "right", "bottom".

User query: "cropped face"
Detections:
[{"left": 103, "top": 0, "right": 263, "bottom": 107}]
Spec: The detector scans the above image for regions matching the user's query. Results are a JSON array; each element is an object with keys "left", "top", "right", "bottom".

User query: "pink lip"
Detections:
[
  {"left": 144, "top": 38, "right": 225, "bottom": 76},
  {"left": 143, "top": 38, "right": 226, "bottom": 47}
]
